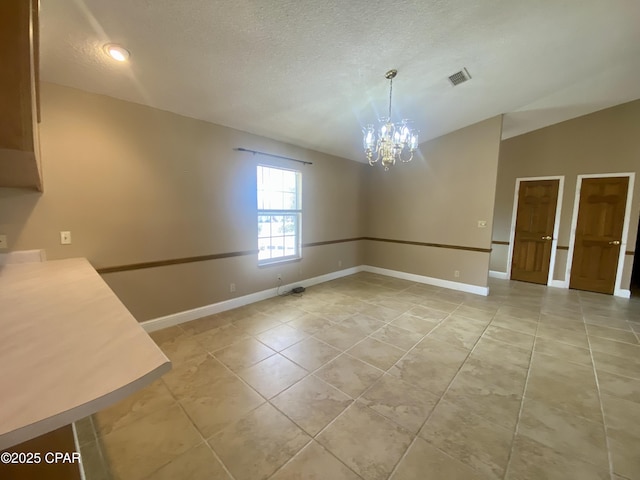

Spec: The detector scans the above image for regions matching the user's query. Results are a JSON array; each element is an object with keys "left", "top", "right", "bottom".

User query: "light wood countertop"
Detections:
[{"left": 0, "top": 258, "right": 171, "bottom": 450}]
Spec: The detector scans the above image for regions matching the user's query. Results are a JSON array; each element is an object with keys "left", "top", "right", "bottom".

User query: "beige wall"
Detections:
[
  {"left": 491, "top": 100, "right": 640, "bottom": 289},
  {"left": 364, "top": 115, "right": 504, "bottom": 288},
  {"left": 0, "top": 83, "right": 366, "bottom": 320},
  {"left": 0, "top": 84, "right": 514, "bottom": 321}
]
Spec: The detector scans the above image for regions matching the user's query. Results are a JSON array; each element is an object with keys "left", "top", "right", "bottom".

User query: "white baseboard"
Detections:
[
  {"left": 522, "top": 279, "right": 629, "bottom": 299},
  {"left": 361, "top": 265, "right": 489, "bottom": 296},
  {"left": 489, "top": 270, "right": 508, "bottom": 280},
  {"left": 298, "top": 266, "right": 363, "bottom": 288},
  {"left": 141, "top": 266, "right": 362, "bottom": 332},
  {"left": 71, "top": 423, "right": 87, "bottom": 480},
  {"left": 614, "top": 288, "right": 631, "bottom": 299},
  {"left": 0, "top": 249, "right": 46, "bottom": 265}
]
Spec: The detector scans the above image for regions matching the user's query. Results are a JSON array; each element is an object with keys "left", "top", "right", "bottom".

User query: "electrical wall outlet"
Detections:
[
  {"left": 338, "top": 260, "right": 342, "bottom": 268},
  {"left": 277, "top": 273, "right": 282, "bottom": 281},
  {"left": 0, "top": 234, "right": 7, "bottom": 249},
  {"left": 229, "top": 283, "right": 236, "bottom": 293},
  {"left": 60, "top": 231, "right": 72, "bottom": 245},
  {"left": 477, "top": 220, "right": 487, "bottom": 228},
  {"left": 454, "top": 270, "right": 460, "bottom": 278}
]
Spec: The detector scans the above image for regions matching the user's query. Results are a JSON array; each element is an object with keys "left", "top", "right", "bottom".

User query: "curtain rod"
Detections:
[{"left": 234, "top": 147, "right": 313, "bottom": 165}]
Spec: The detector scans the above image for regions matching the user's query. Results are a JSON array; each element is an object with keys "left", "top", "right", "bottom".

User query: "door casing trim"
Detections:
[
  {"left": 507, "top": 176, "right": 564, "bottom": 285},
  {"left": 564, "top": 172, "right": 635, "bottom": 297}
]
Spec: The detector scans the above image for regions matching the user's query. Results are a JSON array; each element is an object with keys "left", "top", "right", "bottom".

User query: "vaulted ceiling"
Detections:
[{"left": 40, "top": 0, "right": 640, "bottom": 162}]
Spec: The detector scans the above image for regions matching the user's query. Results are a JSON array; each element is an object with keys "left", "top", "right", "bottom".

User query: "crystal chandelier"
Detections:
[{"left": 363, "top": 69, "right": 419, "bottom": 170}]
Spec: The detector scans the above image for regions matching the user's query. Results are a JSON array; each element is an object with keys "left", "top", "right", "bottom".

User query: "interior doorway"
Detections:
[
  {"left": 508, "top": 177, "right": 563, "bottom": 285},
  {"left": 567, "top": 174, "right": 634, "bottom": 296},
  {"left": 631, "top": 215, "right": 640, "bottom": 297}
]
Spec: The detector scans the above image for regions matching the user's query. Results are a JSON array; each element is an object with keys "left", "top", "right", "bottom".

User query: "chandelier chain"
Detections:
[{"left": 388, "top": 76, "right": 393, "bottom": 120}]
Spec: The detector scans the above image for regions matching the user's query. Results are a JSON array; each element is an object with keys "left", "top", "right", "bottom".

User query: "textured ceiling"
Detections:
[{"left": 40, "top": 0, "right": 640, "bottom": 162}]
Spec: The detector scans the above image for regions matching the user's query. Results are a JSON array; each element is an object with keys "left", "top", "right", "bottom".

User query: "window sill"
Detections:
[{"left": 258, "top": 256, "right": 302, "bottom": 268}]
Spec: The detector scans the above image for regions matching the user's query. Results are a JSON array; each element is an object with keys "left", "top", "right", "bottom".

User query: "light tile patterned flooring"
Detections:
[{"left": 76, "top": 273, "right": 640, "bottom": 480}]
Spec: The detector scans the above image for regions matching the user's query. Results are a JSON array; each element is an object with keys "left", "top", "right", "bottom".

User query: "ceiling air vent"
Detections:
[{"left": 448, "top": 68, "right": 471, "bottom": 86}]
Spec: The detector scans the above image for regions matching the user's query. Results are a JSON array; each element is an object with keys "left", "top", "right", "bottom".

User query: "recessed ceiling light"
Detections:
[{"left": 104, "top": 43, "right": 130, "bottom": 62}]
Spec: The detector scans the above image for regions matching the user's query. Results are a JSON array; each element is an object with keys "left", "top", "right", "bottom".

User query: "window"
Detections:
[{"left": 257, "top": 165, "right": 301, "bottom": 264}]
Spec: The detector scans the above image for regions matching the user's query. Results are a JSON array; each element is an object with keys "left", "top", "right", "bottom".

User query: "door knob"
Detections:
[
  {"left": 609, "top": 240, "right": 621, "bottom": 245},
  {"left": 541, "top": 236, "right": 552, "bottom": 240}
]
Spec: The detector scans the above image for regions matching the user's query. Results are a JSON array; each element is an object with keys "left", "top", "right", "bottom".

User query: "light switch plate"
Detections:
[
  {"left": 0, "top": 235, "right": 7, "bottom": 249},
  {"left": 60, "top": 231, "right": 72, "bottom": 245},
  {"left": 477, "top": 220, "right": 487, "bottom": 228}
]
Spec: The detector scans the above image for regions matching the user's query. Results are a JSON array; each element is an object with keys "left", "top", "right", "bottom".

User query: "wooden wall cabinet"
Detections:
[{"left": 0, "top": 0, "right": 42, "bottom": 191}]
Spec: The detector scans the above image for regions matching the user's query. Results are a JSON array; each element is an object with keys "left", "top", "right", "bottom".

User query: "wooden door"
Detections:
[
  {"left": 511, "top": 179, "right": 560, "bottom": 284},
  {"left": 570, "top": 176, "right": 629, "bottom": 294}
]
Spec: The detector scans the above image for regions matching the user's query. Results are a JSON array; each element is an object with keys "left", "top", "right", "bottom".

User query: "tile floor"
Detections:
[{"left": 76, "top": 272, "right": 640, "bottom": 480}]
